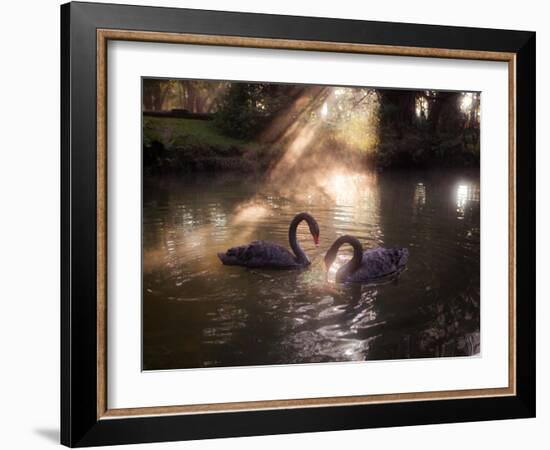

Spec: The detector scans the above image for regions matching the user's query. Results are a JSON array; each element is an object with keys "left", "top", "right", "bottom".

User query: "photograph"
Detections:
[{"left": 142, "top": 78, "right": 481, "bottom": 370}]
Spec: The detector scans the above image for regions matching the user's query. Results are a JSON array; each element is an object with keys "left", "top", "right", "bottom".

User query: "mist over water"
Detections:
[{"left": 142, "top": 168, "right": 480, "bottom": 370}]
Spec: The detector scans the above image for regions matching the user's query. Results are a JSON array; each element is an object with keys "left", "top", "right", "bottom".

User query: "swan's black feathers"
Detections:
[
  {"left": 218, "top": 212, "right": 318, "bottom": 269},
  {"left": 218, "top": 240, "right": 300, "bottom": 268},
  {"left": 343, "top": 247, "right": 409, "bottom": 283}
]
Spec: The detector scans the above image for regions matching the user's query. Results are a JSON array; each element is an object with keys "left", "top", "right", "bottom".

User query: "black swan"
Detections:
[
  {"left": 218, "top": 212, "right": 320, "bottom": 269},
  {"left": 324, "top": 235, "right": 408, "bottom": 283}
]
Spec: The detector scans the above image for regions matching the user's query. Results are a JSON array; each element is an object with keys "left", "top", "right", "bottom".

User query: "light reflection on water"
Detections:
[
  {"left": 143, "top": 169, "right": 480, "bottom": 370},
  {"left": 456, "top": 183, "right": 480, "bottom": 220}
]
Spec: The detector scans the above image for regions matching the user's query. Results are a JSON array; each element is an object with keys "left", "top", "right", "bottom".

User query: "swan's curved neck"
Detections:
[
  {"left": 289, "top": 213, "right": 312, "bottom": 265},
  {"left": 333, "top": 237, "right": 363, "bottom": 282}
]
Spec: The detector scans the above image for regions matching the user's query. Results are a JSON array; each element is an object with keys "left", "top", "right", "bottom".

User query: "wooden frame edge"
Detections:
[
  {"left": 98, "top": 28, "right": 515, "bottom": 61},
  {"left": 97, "top": 29, "right": 108, "bottom": 419},
  {"left": 101, "top": 387, "right": 515, "bottom": 419},
  {"left": 96, "top": 28, "right": 517, "bottom": 420},
  {"left": 508, "top": 55, "right": 517, "bottom": 395}
]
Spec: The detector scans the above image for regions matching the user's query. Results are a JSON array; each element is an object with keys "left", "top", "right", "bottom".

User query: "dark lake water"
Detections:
[{"left": 142, "top": 169, "right": 480, "bottom": 370}]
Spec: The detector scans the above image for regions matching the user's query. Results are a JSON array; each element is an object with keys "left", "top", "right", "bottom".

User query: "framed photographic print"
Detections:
[{"left": 61, "top": 1, "right": 536, "bottom": 447}]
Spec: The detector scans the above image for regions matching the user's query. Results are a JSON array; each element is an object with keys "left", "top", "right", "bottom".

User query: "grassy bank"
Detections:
[
  {"left": 143, "top": 116, "right": 479, "bottom": 174},
  {"left": 143, "top": 116, "right": 280, "bottom": 173}
]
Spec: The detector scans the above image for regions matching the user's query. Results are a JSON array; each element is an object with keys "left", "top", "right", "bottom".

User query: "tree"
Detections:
[
  {"left": 377, "top": 90, "right": 416, "bottom": 137},
  {"left": 214, "top": 82, "right": 309, "bottom": 140},
  {"left": 142, "top": 79, "right": 170, "bottom": 111},
  {"left": 142, "top": 79, "right": 229, "bottom": 112},
  {"left": 427, "top": 91, "right": 462, "bottom": 132}
]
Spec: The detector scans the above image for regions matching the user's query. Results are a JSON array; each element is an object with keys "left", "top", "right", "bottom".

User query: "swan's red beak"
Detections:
[{"left": 313, "top": 234, "right": 320, "bottom": 245}]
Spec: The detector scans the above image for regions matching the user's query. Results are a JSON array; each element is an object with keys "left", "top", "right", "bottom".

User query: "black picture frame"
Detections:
[{"left": 61, "top": 1, "right": 536, "bottom": 447}]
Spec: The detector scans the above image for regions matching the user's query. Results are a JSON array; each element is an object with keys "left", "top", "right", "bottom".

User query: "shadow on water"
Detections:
[{"left": 142, "top": 168, "right": 480, "bottom": 370}]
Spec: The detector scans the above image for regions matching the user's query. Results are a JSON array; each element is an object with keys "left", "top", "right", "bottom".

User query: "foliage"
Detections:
[
  {"left": 213, "top": 83, "right": 298, "bottom": 140},
  {"left": 143, "top": 116, "right": 278, "bottom": 173},
  {"left": 143, "top": 116, "right": 246, "bottom": 149},
  {"left": 143, "top": 82, "right": 480, "bottom": 173},
  {"left": 142, "top": 79, "right": 229, "bottom": 112},
  {"left": 373, "top": 89, "right": 480, "bottom": 168}
]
